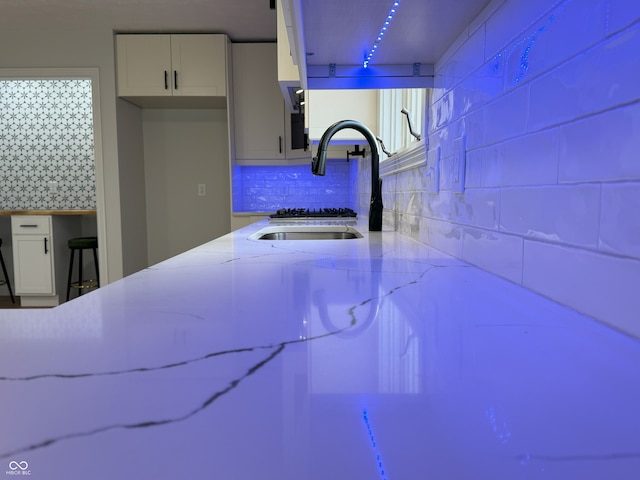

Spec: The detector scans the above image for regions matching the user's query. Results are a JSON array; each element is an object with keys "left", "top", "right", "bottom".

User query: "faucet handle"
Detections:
[
  {"left": 376, "top": 137, "right": 395, "bottom": 157},
  {"left": 401, "top": 108, "right": 422, "bottom": 141}
]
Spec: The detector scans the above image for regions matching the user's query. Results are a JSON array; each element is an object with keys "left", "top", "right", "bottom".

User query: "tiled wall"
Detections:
[
  {"left": 233, "top": 161, "right": 355, "bottom": 212},
  {"left": 0, "top": 79, "right": 96, "bottom": 210},
  {"left": 361, "top": 0, "right": 640, "bottom": 337}
]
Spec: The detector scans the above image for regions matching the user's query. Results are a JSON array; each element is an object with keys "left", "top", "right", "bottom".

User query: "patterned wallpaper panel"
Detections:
[{"left": 0, "top": 79, "right": 96, "bottom": 210}]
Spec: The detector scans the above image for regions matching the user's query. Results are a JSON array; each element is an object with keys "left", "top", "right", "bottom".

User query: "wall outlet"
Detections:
[
  {"left": 452, "top": 135, "right": 466, "bottom": 194},
  {"left": 427, "top": 146, "right": 440, "bottom": 195},
  {"left": 198, "top": 184, "right": 206, "bottom": 196},
  {"left": 48, "top": 181, "right": 58, "bottom": 193}
]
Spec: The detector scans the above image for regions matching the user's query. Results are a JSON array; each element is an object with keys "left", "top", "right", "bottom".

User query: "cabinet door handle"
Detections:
[
  {"left": 174, "top": 70, "right": 178, "bottom": 90},
  {"left": 19, "top": 224, "right": 38, "bottom": 228},
  {"left": 164, "top": 71, "right": 169, "bottom": 90},
  {"left": 44, "top": 237, "right": 48, "bottom": 254},
  {"left": 279, "top": 136, "right": 283, "bottom": 154}
]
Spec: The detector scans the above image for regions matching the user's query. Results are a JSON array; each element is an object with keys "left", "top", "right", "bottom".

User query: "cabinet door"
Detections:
[
  {"left": 170, "top": 35, "right": 227, "bottom": 97},
  {"left": 117, "top": 35, "right": 172, "bottom": 97},
  {"left": 13, "top": 235, "right": 54, "bottom": 295},
  {"left": 232, "top": 43, "right": 286, "bottom": 160}
]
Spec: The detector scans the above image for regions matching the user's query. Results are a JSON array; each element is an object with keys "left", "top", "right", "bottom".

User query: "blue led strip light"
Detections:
[
  {"left": 363, "top": 1, "right": 401, "bottom": 68},
  {"left": 362, "top": 410, "right": 389, "bottom": 480}
]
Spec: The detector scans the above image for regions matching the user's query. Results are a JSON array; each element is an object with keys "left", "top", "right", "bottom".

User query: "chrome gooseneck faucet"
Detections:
[{"left": 312, "top": 120, "right": 383, "bottom": 231}]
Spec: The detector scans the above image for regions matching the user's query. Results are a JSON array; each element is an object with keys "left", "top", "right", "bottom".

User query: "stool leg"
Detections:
[
  {"left": 92, "top": 247, "right": 100, "bottom": 288},
  {"left": 0, "top": 249, "right": 15, "bottom": 304},
  {"left": 78, "top": 249, "right": 84, "bottom": 297},
  {"left": 67, "top": 249, "right": 75, "bottom": 301}
]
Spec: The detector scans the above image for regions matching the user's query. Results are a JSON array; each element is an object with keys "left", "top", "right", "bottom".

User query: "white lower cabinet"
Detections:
[
  {"left": 12, "top": 234, "right": 54, "bottom": 295},
  {"left": 11, "top": 215, "right": 83, "bottom": 307},
  {"left": 11, "top": 216, "right": 54, "bottom": 297}
]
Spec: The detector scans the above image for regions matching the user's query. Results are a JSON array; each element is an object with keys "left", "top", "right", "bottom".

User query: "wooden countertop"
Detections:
[{"left": 0, "top": 210, "right": 96, "bottom": 216}]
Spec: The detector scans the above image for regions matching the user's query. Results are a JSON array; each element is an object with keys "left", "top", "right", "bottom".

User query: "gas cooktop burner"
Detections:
[{"left": 269, "top": 207, "right": 357, "bottom": 219}]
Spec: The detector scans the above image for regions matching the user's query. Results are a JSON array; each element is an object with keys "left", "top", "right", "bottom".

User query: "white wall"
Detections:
[
  {"left": 362, "top": 0, "right": 640, "bottom": 337},
  {"left": 116, "top": 99, "right": 149, "bottom": 276},
  {"left": 143, "top": 109, "right": 231, "bottom": 265},
  {"left": 0, "top": 26, "right": 124, "bottom": 282}
]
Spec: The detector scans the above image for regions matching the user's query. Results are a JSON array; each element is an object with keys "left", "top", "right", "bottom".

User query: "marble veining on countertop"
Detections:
[{"left": 0, "top": 218, "right": 638, "bottom": 479}]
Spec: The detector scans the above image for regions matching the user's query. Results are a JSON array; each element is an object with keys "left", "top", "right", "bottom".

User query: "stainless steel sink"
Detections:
[{"left": 249, "top": 225, "right": 363, "bottom": 241}]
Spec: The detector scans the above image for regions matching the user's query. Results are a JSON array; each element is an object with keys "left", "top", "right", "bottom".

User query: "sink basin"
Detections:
[{"left": 249, "top": 225, "right": 363, "bottom": 241}]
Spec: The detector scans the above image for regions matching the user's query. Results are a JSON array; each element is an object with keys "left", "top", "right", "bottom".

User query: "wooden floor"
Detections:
[{"left": 0, "top": 295, "right": 21, "bottom": 309}]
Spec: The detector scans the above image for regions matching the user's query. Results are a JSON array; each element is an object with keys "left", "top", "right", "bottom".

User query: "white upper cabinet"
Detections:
[
  {"left": 232, "top": 43, "right": 309, "bottom": 164},
  {"left": 170, "top": 35, "right": 227, "bottom": 97},
  {"left": 116, "top": 34, "right": 228, "bottom": 106}
]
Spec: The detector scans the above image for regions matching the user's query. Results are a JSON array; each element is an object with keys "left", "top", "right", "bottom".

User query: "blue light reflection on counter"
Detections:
[
  {"left": 363, "top": 410, "right": 389, "bottom": 480},
  {"left": 363, "top": 1, "right": 401, "bottom": 69}
]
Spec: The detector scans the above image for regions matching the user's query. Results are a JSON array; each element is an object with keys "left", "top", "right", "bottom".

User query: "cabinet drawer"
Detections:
[{"left": 11, "top": 216, "right": 52, "bottom": 234}]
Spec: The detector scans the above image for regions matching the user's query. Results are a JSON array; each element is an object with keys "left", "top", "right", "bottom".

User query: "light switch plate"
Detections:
[
  {"left": 427, "top": 146, "right": 440, "bottom": 195},
  {"left": 452, "top": 135, "right": 466, "bottom": 194},
  {"left": 198, "top": 184, "right": 206, "bottom": 196}
]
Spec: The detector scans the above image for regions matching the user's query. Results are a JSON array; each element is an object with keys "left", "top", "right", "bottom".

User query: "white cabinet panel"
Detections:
[
  {"left": 232, "top": 43, "right": 309, "bottom": 163},
  {"left": 12, "top": 234, "right": 54, "bottom": 295},
  {"left": 11, "top": 216, "right": 54, "bottom": 296},
  {"left": 170, "top": 35, "right": 227, "bottom": 97},
  {"left": 116, "top": 35, "right": 172, "bottom": 97},
  {"left": 117, "top": 34, "right": 227, "bottom": 99}
]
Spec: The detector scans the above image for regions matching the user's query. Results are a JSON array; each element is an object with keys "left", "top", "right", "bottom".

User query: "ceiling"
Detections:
[
  {"left": 301, "top": 0, "right": 492, "bottom": 67},
  {"left": 0, "top": 0, "right": 492, "bottom": 77},
  {"left": 0, "top": 0, "right": 278, "bottom": 41}
]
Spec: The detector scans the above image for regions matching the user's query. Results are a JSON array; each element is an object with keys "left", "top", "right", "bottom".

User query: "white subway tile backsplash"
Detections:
[
  {"left": 468, "top": 0, "right": 507, "bottom": 37},
  {"left": 607, "top": 0, "right": 640, "bottom": 35},
  {"left": 431, "top": 91, "right": 455, "bottom": 132},
  {"left": 599, "top": 182, "right": 640, "bottom": 259},
  {"left": 523, "top": 240, "right": 640, "bottom": 337},
  {"left": 529, "top": 24, "right": 640, "bottom": 131},
  {"left": 466, "top": 85, "right": 529, "bottom": 149},
  {"left": 424, "top": 190, "right": 454, "bottom": 221},
  {"left": 484, "top": 0, "right": 559, "bottom": 57},
  {"left": 558, "top": 102, "right": 640, "bottom": 183},
  {"left": 454, "top": 55, "right": 506, "bottom": 118},
  {"left": 439, "top": 154, "right": 455, "bottom": 192},
  {"left": 436, "top": 26, "right": 487, "bottom": 93},
  {"left": 419, "top": 217, "right": 464, "bottom": 258},
  {"left": 452, "top": 188, "right": 501, "bottom": 229},
  {"left": 500, "top": 185, "right": 601, "bottom": 247},
  {"left": 365, "top": 0, "right": 640, "bottom": 337},
  {"left": 464, "top": 149, "right": 483, "bottom": 188},
  {"left": 233, "top": 162, "right": 355, "bottom": 212},
  {"left": 479, "top": 129, "right": 559, "bottom": 187},
  {"left": 462, "top": 227, "right": 523, "bottom": 283},
  {"left": 503, "top": 0, "right": 607, "bottom": 88}
]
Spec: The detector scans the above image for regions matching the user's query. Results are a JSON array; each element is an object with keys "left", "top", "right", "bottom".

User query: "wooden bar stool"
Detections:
[
  {"left": 66, "top": 236, "right": 99, "bottom": 301},
  {"left": 0, "top": 238, "right": 15, "bottom": 304}
]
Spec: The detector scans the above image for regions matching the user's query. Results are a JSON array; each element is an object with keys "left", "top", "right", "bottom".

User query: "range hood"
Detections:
[{"left": 280, "top": 0, "right": 491, "bottom": 89}]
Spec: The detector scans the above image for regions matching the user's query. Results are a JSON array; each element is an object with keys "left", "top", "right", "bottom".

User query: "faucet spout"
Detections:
[{"left": 312, "top": 120, "right": 383, "bottom": 231}]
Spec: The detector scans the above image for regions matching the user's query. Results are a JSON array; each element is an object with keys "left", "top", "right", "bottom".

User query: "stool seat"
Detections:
[
  {"left": 68, "top": 237, "right": 98, "bottom": 249},
  {"left": 66, "top": 236, "right": 99, "bottom": 301}
]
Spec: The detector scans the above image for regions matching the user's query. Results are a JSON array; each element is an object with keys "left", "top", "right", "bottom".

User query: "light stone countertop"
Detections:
[{"left": 0, "top": 218, "right": 638, "bottom": 479}]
